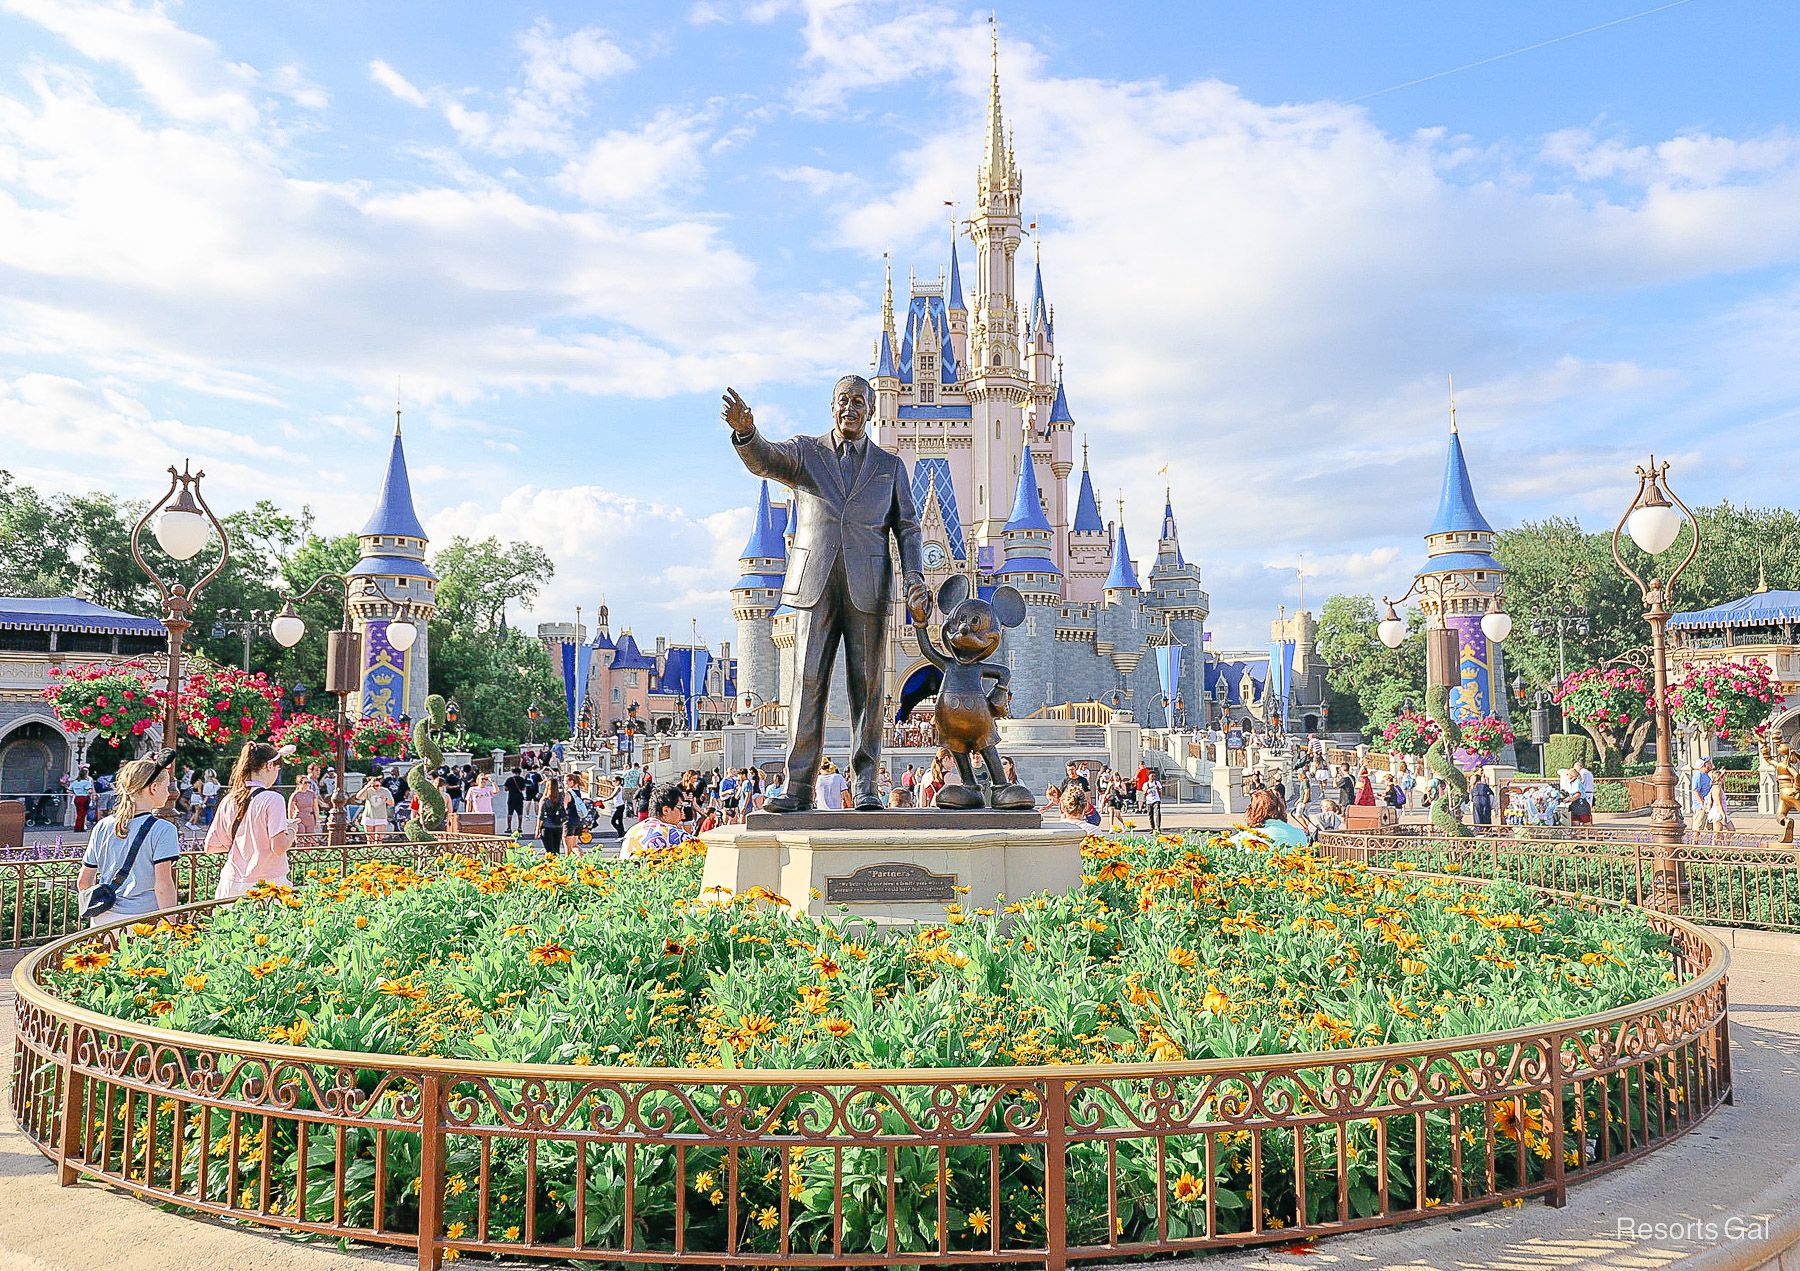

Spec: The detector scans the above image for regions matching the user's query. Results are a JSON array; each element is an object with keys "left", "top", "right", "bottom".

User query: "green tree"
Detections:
[
  {"left": 432, "top": 536, "right": 555, "bottom": 633},
  {"left": 1315, "top": 593, "right": 1426, "bottom": 741},
  {"left": 426, "top": 535, "right": 564, "bottom": 746}
]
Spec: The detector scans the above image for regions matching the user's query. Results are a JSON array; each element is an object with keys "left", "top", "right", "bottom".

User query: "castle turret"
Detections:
[
  {"left": 349, "top": 409, "right": 437, "bottom": 721},
  {"left": 992, "top": 438, "right": 1061, "bottom": 603},
  {"left": 946, "top": 222, "right": 968, "bottom": 372},
  {"left": 1413, "top": 393, "right": 1510, "bottom": 737},
  {"left": 1065, "top": 442, "right": 1109, "bottom": 603},
  {"left": 1146, "top": 488, "right": 1208, "bottom": 712},
  {"left": 732, "top": 479, "right": 787, "bottom": 709},
  {"left": 1103, "top": 517, "right": 1142, "bottom": 607}
]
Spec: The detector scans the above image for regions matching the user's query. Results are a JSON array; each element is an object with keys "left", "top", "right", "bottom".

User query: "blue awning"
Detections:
[
  {"left": 1669, "top": 590, "right": 1800, "bottom": 632},
  {"left": 0, "top": 597, "right": 164, "bottom": 635}
]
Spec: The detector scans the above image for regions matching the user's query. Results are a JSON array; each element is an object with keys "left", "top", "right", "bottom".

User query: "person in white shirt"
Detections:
[
  {"left": 1142, "top": 776, "right": 1163, "bottom": 833},
  {"left": 814, "top": 759, "right": 849, "bottom": 811}
]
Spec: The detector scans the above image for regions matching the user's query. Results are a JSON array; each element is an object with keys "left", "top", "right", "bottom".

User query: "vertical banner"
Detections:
[
  {"left": 1153, "top": 643, "right": 1183, "bottom": 728},
  {"left": 1445, "top": 614, "right": 1493, "bottom": 770},
  {"left": 1268, "top": 640, "right": 1295, "bottom": 731},
  {"left": 575, "top": 643, "right": 594, "bottom": 727},
  {"left": 560, "top": 642, "right": 577, "bottom": 730},
  {"left": 359, "top": 620, "right": 408, "bottom": 720},
  {"left": 687, "top": 649, "right": 713, "bottom": 732}
]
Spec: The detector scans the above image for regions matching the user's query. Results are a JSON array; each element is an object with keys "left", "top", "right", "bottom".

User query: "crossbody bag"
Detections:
[{"left": 79, "top": 814, "right": 158, "bottom": 919}]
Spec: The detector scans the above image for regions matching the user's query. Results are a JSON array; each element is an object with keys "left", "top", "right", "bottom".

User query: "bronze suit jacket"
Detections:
[{"left": 732, "top": 427, "right": 924, "bottom": 615}]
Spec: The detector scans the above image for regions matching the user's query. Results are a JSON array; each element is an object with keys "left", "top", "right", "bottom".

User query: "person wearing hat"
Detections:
[{"left": 75, "top": 748, "right": 181, "bottom": 924}]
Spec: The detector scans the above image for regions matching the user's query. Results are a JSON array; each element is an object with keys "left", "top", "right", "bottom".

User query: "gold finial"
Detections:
[
  {"left": 1448, "top": 372, "right": 1457, "bottom": 435},
  {"left": 1758, "top": 558, "right": 1770, "bottom": 593},
  {"left": 1117, "top": 489, "right": 1124, "bottom": 522},
  {"left": 1081, "top": 434, "right": 1088, "bottom": 469}
]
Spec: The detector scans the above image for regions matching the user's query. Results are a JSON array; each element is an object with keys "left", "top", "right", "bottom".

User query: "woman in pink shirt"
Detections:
[{"left": 206, "top": 742, "right": 293, "bottom": 899}]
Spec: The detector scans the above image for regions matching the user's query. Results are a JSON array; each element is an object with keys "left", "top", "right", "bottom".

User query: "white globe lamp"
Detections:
[
  {"left": 153, "top": 501, "right": 210, "bottom": 561},
  {"left": 386, "top": 616, "right": 419, "bottom": 652},
  {"left": 1627, "top": 503, "right": 1683, "bottom": 556},
  {"left": 1480, "top": 593, "right": 1512, "bottom": 643},
  {"left": 271, "top": 610, "right": 306, "bottom": 648},
  {"left": 1377, "top": 603, "right": 1408, "bottom": 650}
]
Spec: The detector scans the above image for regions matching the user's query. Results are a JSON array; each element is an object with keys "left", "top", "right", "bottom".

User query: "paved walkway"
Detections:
[{"left": 3, "top": 939, "right": 1798, "bottom": 1269}]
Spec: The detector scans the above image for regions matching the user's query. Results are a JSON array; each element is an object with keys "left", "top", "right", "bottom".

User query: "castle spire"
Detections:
[
  {"left": 947, "top": 219, "right": 965, "bottom": 311},
  {"left": 360, "top": 412, "right": 427, "bottom": 540},
  {"left": 1105, "top": 517, "right": 1142, "bottom": 593},
  {"left": 984, "top": 19, "right": 1006, "bottom": 186}
]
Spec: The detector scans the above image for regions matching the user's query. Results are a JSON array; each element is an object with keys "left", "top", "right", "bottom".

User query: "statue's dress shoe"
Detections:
[{"left": 763, "top": 792, "right": 814, "bottom": 814}]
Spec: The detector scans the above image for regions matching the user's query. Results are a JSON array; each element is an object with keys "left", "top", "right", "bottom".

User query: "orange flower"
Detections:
[
  {"left": 123, "top": 966, "right": 168, "bottom": 978},
  {"left": 1172, "top": 1171, "right": 1203, "bottom": 1204},
  {"left": 798, "top": 985, "right": 832, "bottom": 1014},
  {"left": 1201, "top": 989, "right": 1230, "bottom": 1015},
  {"left": 61, "top": 949, "right": 112, "bottom": 973},
  {"left": 1167, "top": 947, "right": 1197, "bottom": 969},
  {"left": 823, "top": 1018, "right": 855, "bottom": 1037},
  {"left": 147, "top": 999, "right": 174, "bottom": 1015},
  {"left": 739, "top": 1013, "right": 777, "bottom": 1036},
  {"left": 529, "top": 942, "right": 574, "bottom": 966},
  {"left": 811, "top": 954, "right": 842, "bottom": 979}
]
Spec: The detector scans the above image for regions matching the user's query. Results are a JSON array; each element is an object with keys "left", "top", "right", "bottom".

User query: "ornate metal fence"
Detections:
[
  {"left": 1319, "top": 829, "right": 1800, "bottom": 932},
  {"left": 11, "top": 889, "right": 1729, "bottom": 1270},
  {"left": 0, "top": 833, "right": 512, "bottom": 950}
]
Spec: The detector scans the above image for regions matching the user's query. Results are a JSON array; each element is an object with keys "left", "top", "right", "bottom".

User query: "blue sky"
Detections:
[{"left": 3, "top": 0, "right": 1799, "bottom": 650}]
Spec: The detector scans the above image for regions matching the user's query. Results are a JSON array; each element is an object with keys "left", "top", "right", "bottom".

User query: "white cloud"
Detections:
[
  {"left": 556, "top": 109, "right": 708, "bottom": 206},
  {"left": 369, "top": 58, "right": 427, "bottom": 108},
  {"left": 447, "top": 20, "right": 635, "bottom": 155},
  {"left": 427, "top": 484, "right": 752, "bottom": 632}
]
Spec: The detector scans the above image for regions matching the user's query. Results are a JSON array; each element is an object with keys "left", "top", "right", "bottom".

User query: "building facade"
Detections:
[
  {"left": 349, "top": 414, "right": 438, "bottom": 722},
  {"left": 732, "top": 57, "right": 1208, "bottom": 728},
  {"left": 556, "top": 604, "right": 741, "bottom": 737}
]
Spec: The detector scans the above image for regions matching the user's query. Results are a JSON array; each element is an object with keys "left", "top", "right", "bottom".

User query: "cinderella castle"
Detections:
[{"left": 733, "top": 51, "right": 1208, "bottom": 727}]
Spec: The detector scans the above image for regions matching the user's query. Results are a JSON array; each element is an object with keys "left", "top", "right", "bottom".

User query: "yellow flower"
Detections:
[
  {"left": 128, "top": 922, "right": 157, "bottom": 937},
  {"left": 529, "top": 942, "right": 574, "bottom": 966},
  {"left": 354, "top": 916, "right": 369, "bottom": 929},
  {"left": 181, "top": 974, "right": 208, "bottom": 992},
  {"left": 811, "top": 954, "right": 842, "bottom": 979},
  {"left": 123, "top": 966, "right": 167, "bottom": 978},
  {"left": 739, "top": 1013, "right": 777, "bottom": 1036},
  {"left": 61, "top": 949, "right": 112, "bottom": 972},
  {"left": 1202, "top": 989, "right": 1230, "bottom": 1015},
  {"left": 503, "top": 1225, "right": 520, "bottom": 1241},
  {"left": 254, "top": 933, "right": 270, "bottom": 946},
  {"left": 445, "top": 1221, "right": 466, "bottom": 1238},
  {"left": 1400, "top": 958, "right": 1428, "bottom": 976},
  {"left": 694, "top": 1170, "right": 716, "bottom": 1191},
  {"left": 798, "top": 985, "right": 832, "bottom": 1014},
  {"left": 1167, "top": 947, "right": 1197, "bottom": 969},
  {"left": 756, "top": 1206, "right": 779, "bottom": 1230},
  {"left": 148, "top": 1000, "right": 174, "bottom": 1015},
  {"left": 1172, "top": 1171, "right": 1203, "bottom": 1204},
  {"left": 823, "top": 1018, "right": 855, "bottom": 1038},
  {"left": 967, "top": 1208, "right": 990, "bottom": 1235},
  {"left": 267, "top": 1018, "right": 311, "bottom": 1046}
]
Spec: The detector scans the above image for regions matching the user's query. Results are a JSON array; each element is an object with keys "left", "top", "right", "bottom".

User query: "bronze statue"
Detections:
[
  {"left": 917, "top": 575, "right": 1035, "bottom": 809},
  {"left": 1759, "top": 736, "right": 1799, "bottom": 844},
  {"left": 722, "top": 377, "right": 931, "bottom": 812}
]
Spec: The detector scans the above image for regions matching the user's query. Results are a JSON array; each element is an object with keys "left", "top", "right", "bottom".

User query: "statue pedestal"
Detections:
[{"left": 699, "top": 815, "right": 1087, "bottom": 923}]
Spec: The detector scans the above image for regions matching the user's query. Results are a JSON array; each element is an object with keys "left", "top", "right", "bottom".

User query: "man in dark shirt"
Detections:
[{"left": 503, "top": 768, "right": 527, "bottom": 833}]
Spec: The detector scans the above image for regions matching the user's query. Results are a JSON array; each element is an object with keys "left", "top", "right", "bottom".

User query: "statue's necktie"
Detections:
[{"left": 839, "top": 442, "right": 857, "bottom": 490}]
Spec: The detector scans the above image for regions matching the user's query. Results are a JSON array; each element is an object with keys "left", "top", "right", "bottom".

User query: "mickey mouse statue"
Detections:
[{"left": 917, "top": 575, "right": 1037, "bottom": 811}]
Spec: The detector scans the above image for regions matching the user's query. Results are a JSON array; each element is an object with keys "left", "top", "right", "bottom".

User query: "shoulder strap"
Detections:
[
  {"left": 107, "top": 814, "right": 160, "bottom": 892},
  {"left": 226, "top": 787, "right": 281, "bottom": 845}
]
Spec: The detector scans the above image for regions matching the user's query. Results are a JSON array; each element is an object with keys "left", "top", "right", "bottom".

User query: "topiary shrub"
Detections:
[
  {"left": 1593, "top": 782, "right": 1629, "bottom": 813},
  {"left": 1544, "top": 733, "right": 1595, "bottom": 775},
  {"left": 406, "top": 694, "right": 449, "bottom": 842},
  {"left": 1425, "top": 684, "right": 1472, "bottom": 838}
]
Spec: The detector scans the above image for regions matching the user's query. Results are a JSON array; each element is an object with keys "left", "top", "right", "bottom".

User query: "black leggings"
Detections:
[
  {"left": 1148, "top": 802, "right": 1162, "bottom": 832},
  {"left": 611, "top": 805, "right": 626, "bottom": 835},
  {"left": 541, "top": 827, "right": 563, "bottom": 856}
]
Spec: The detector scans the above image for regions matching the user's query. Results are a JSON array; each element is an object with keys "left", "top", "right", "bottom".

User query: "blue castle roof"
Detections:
[
  {"left": 1072, "top": 465, "right": 1104, "bottom": 534},
  {"left": 1160, "top": 494, "right": 1186, "bottom": 567},
  {"left": 739, "top": 480, "right": 787, "bottom": 562},
  {"left": 1105, "top": 521, "right": 1142, "bottom": 591},
  {"left": 1030, "top": 257, "right": 1049, "bottom": 335},
  {"left": 0, "top": 597, "right": 164, "bottom": 635},
  {"left": 992, "top": 555, "right": 1061, "bottom": 577},
  {"left": 947, "top": 231, "right": 965, "bottom": 310},
  {"left": 360, "top": 426, "right": 428, "bottom": 540},
  {"left": 1004, "top": 454, "right": 1053, "bottom": 534},
  {"left": 876, "top": 328, "right": 897, "bottom": 379},
  {"left": 1047, "top": 381, "right": 1074, "bottom": 425},
  {"left": 898, "top": 294, "right": 958, "bottom": 386},
  {"left": 348, "top": 555, "right": 436, "bottom": 580},
  {"left": 609, "top": 631, "right": 657, "bottom": 670},
  {"left": 1427, "top": 427, "right": 1494, "bottom": 537}
]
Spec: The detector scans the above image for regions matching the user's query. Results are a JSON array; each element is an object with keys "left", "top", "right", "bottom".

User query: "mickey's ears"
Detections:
[
  {"left": 937, "top": 574, "right": 971, "bottom": 612},
  {"left": 990, "top": 586, "right": 1026, "bottom": 628}
]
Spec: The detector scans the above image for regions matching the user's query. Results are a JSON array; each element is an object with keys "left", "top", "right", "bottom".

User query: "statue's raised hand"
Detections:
[{"left": 721, "top": 387, "right": 754, "bottom": 436}]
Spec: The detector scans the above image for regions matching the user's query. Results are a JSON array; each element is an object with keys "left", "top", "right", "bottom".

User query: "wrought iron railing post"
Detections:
[
  {"left": 1544, "top": 1032, "right": 1567, "bottom": 1207},
  {"left": 1044, "top": 1078, "right": 1068, "bottom": 1271},
  {"left": 56, "top": 1019, "right": 84, "bottom": 1186},
  {"left": 416, "top": 1070, "right": 447, "bottom": 1270}
]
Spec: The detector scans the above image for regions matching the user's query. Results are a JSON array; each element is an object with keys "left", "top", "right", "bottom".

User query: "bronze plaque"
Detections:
[{"left": 824, "top": 862, "right": 956, "bottom": 904}]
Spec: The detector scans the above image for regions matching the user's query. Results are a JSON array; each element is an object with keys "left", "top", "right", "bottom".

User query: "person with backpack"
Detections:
[
  {"left": 76, "top": 749, "right": 181, "bottom": 924},
  {"left": 206, "top": 742, "right": 294, "bottom": 900}
]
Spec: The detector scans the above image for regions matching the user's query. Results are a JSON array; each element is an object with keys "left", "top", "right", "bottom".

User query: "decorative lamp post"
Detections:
[
  {"left": 526, "top": 699, "right": 541, "bottom": 747},
  {"left": 130, "top": 461, "right": 231, "bottom": 818},
  {"left": 290, "top": 681, "right": 309, "bottom": 714},
  {"left": 1610, "top": 456, "right": 1699, "bottom": 910},
  {"left": 211, "top": 607, "right": 275, "bottom": 671},
  {"left": 1530, "top": 604, "right": 1591, "bottom": 685},
  {"left": 269, "top": 575, "right": 418, "bottom": 844},
  {"left": 445, "top": 697, "right": 465, "bottom": 750},
  {"left": 1512, "top": 673, "right": 1557, "bottom": 750}
]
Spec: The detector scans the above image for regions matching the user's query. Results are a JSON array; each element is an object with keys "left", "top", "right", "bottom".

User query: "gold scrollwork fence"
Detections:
[
  {"left": 1319, "top": 828, "right": 1800, "bottom": 933},
  {"left": 0, "top": 833, "right": 513, "bottom": 951},
  {"left": 11, "top": 887, "right": 1730, "bottom": 1270}
]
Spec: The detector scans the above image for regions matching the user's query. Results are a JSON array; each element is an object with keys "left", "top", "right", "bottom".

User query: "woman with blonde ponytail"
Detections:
[
  {"left": 75, "top": 748, "right": 181, "bottom": 923},
  {"left": 205, "top": 741, "right": 293, "bottom": 899}
]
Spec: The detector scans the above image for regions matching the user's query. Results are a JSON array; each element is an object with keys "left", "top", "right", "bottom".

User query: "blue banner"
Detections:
[
  {"left": 574, "top": 642, "right": 593, "bottom": 727},
  {"left": 560, "top": 642, "right": 577, "bottom": 729},
  {"left": 359, "top": 620, "right": 408, "bottom": 720},
  {"left": 687, "top": 648, "right": 712, "bottom": 732},
  {"left": 1152, "top": 643, "right": 1183, "bottom": 728},
  {"left": 1268, "top": 640, "right": 1295, "bottom": 731}
]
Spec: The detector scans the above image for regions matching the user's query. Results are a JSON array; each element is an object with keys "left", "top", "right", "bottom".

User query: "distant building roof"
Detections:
[
  {"left": 609, "top": 631, "right": 657, "bottom": 670},
  {"left": 360, "top": 427, "right": 429, "bottom": 540},
  {"left": 1047, "top": 381, "right": 1075, "bottom": 425},
  {"left": 1669, "top": 589, "right": 1800, "bottom": 632},
  {"left": 348, "top": 555, "right": 438, "bottom": 581},
  {"left": 0, "top": 597, "right": 164, "bottom": 635},
  {"left": 739, "top": 480, "right": 788, "bottom": 561}
]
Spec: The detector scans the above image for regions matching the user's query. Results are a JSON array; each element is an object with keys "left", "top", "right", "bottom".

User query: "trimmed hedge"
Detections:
[
  {"left": 1593, "top": 782, "right": 1630, "bottom": 813},
  {"left": 1545, "top": 733, "right": 1596, "bottom": 774}
]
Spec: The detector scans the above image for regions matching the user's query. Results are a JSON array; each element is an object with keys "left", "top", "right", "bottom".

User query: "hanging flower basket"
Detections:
[
  {"left": 41, "top": 662, "right": 165, "bottom": 749},
  {"left": 179, "top": 667, "right": 283, "bottom": 748},
  {"left": 1666, "top": 660, "right": 1777, "bottom": 742},
  {"left": 1457, "top": 715, "right": 1516, "bottom": 760},
  {"left": 1382, "top": 711, "right": 1440, "bottom": 756},
  {"left": 346, "top": 717, "right": 408, "bottom": 760},
  {"left": 270, "top": 714, "right": 341, "bottom": 764}
]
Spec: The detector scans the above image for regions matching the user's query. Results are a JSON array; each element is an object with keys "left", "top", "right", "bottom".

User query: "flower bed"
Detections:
[
  {"left": 18, "top": 833, "right": 1726, "bottom": 1265},
  {"left": 48, "top": 834, "right": 1679, "bottom": 1069}
]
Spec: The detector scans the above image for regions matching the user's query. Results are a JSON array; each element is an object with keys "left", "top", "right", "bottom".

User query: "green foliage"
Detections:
[
  {"left": 407, "top": 695, "right": 449, "bottom": 842},
  {"left": 1593, "top": 783, "right": 1629, "bottom": 813},
  {"left": 429, "top": 623, "right": 567, "bottom": 747},
  {"left": 1424, "top": 685, "right": 1472, "bottom": 838},
  {"left": 432, "top": 536, "right": 555, "bottom": 634},
  {"left": 1544, "top": 734, "right": 1595, "bottom": 775},
  {"left": 1315, "top": 594, "right": 1426, "bottom": 740}
]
